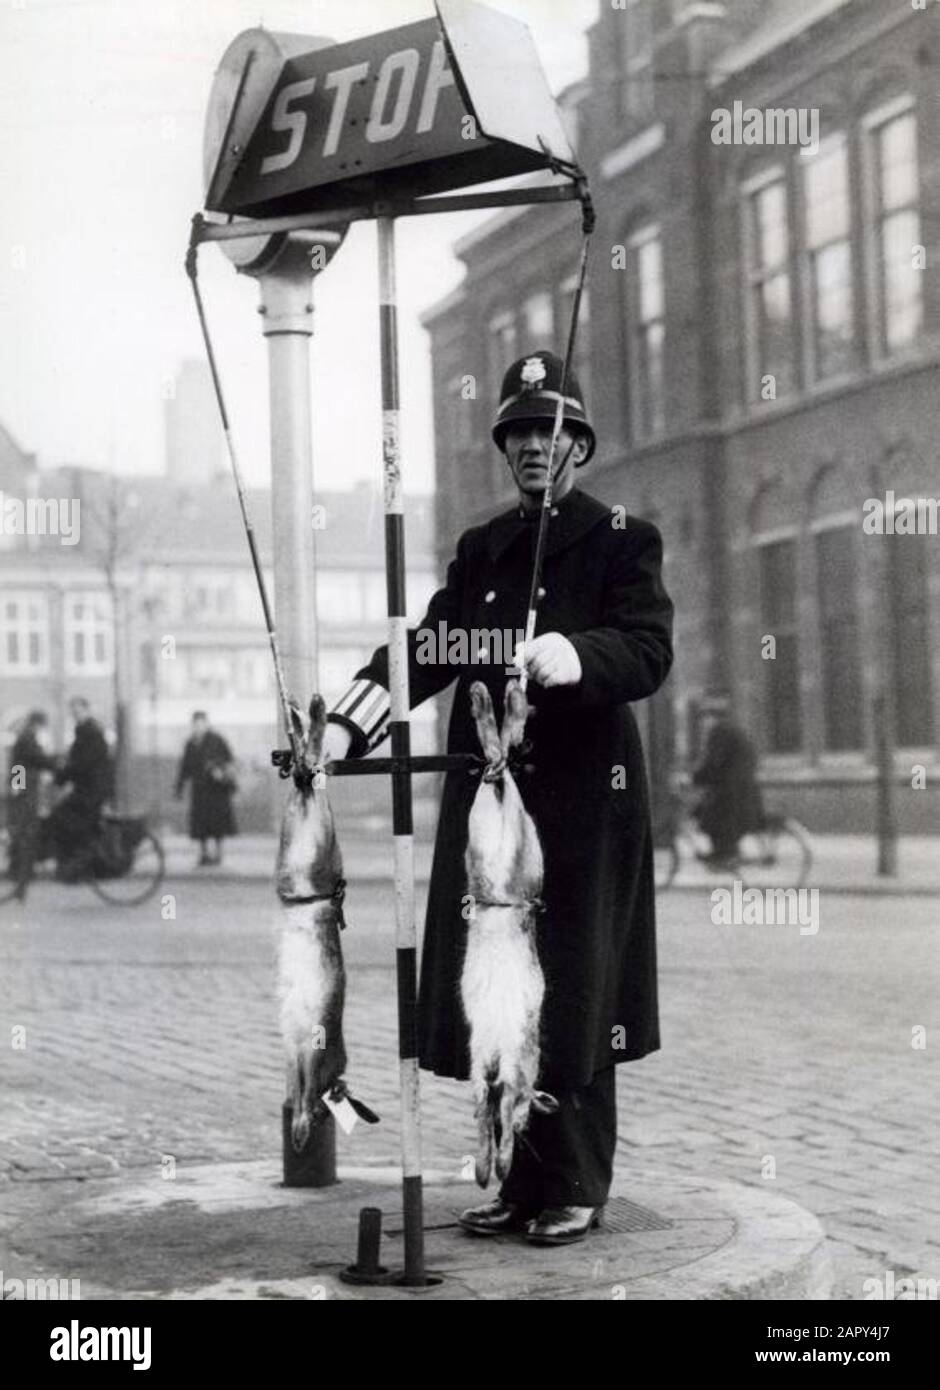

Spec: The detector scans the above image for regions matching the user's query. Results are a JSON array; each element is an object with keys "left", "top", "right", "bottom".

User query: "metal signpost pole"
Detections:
[
  {"left": 254, "top": 232, "right": 340, "bottom": 1183},
  {"left": 377, "top": 214, "right": 426, "bottom": 1285}
]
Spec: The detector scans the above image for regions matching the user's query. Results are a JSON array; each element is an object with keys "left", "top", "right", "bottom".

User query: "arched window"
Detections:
[
  {"left": 809, "top": 467, "right": 864, "bottom": 750},
  {"left": 750, "top": 481, "right": 801, "bottom": 753}
]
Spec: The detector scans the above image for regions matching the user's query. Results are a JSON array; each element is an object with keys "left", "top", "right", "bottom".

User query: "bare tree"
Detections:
[{"left": 81, "top": 472, "right": 155, "bottom": 812}]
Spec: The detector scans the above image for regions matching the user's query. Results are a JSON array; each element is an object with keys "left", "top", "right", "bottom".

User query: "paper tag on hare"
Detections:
[{"left": 322, "top": 1090, "right": 358, "bottom": 1135}]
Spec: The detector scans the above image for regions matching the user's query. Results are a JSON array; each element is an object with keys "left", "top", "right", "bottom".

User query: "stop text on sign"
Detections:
[{"left": 261, "top": 38, "right": 458, "bottom": 176}]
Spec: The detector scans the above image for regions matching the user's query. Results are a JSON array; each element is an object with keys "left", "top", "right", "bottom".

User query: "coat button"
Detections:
[{"left": 484, "top": 590, "right": 496, "bottom": 602}]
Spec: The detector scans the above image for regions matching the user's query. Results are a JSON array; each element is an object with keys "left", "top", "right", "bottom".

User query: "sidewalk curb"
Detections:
[{"left": 19, "top": 1160, "right": 831, "bottom": 1301}]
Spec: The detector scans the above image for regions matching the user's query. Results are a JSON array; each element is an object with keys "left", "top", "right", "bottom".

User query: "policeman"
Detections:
[{"left": 323, "top": 351, "right": 674, "bottom": 1244}]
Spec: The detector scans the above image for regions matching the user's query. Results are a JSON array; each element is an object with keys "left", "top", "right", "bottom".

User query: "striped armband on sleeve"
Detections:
[{"left": 328, "top": 679, "right": 391, "bottom": 757}]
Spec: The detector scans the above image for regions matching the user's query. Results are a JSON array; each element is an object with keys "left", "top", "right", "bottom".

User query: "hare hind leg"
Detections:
[
  {"left": 287, "top": 1055, "right": 311, "bottom": 1151},
  {"left": 473, "top": 1077, "right": 499, "bottom": 1188},
  {"left": 496, "top": 1081, "right": 523, "bottom": 1182}
]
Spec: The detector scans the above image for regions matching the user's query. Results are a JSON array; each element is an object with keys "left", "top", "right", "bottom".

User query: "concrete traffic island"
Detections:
[{"left": 8, "top": 1162, "right": 831, "bottom": 1301}]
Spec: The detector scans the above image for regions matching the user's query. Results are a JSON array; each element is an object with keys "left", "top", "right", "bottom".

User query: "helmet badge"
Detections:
[{"left": 519, "top": 356, "right": 547, "bottom": 392}]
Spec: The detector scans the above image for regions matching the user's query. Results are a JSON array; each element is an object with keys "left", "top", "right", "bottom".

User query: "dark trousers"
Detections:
[
  {"left": 9, "top": 817, "right": 41, "bottom": 889},
  {"left": 48, "top": 794, "right": 99, "bottom": 863},
  {"left": 499, "top": 1067, "right": 617, "bottom": 1209}
]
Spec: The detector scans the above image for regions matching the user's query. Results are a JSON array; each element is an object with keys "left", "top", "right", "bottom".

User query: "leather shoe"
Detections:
[
  {"left": 526, "top": 1205, "right": 602, "bottom": 1245},
  {"left": 458, "top": 1198, "right": 538, "bottom": 1236}
]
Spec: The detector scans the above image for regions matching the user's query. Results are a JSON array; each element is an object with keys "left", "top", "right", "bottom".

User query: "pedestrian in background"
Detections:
[
  {"left": 175, "top": 711, "right": 237, "bottom": 867},
  {"left": 692, "top": 693, "right": 764, "bottom": 864},
  {"left": 7, "top": 709, "right": 57, "bottom": 899},
  {"left": 49, "top": 697, "right": 115, "bottom": 881}
]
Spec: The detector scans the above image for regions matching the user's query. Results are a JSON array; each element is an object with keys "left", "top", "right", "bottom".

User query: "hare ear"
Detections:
[
  {"left": 306, "top": 694, "right": 327, "bottom": 761},
  {"left": 288, "top": 700, "right": 307, "bottom": 751},
  {"left": 469, "top": 681, "right": 502, "bottom": 764},
  {"left": 500, "top": 679, "right": 530, "bottom": 755}
]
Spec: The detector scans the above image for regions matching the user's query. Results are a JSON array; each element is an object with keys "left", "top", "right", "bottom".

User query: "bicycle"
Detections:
[
  {"left": 653, "top": 781, "right": 813, "bottom": 891},
  {"left": 0, "top": 807, "right": 165, "bottom": 907}
]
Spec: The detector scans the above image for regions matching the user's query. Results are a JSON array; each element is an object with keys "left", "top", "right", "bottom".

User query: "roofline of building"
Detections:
[
  {"left": 710, "top": 0, "right": 866, "bottom": 84},
  {"left": 419, "top": 284, "right": 468, "bottom": 329}
]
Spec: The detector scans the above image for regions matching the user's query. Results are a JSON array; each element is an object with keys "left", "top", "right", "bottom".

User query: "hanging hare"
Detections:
[
  {"left": 461, "top": 679, "right": 558, "bottom": 1186},
  {"left": 275, "top": 695, "right": 377, "bottom": 1150}
]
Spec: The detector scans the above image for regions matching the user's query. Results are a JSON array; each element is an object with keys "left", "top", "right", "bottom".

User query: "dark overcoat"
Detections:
[
  {"left": 175, "top": 730, "right": 237, "bottom": 840},
  {"left": 693, "top": 720, "right": 764, "bottom": 846},
  {"left": 356, "top": 486, "right": 674, "bottom": 1091},
  {"left": 56, "top": 718, "right": 113, "bottom": 809},
  {"left": 8, "top": 727, "right": 56, "bottom": 830}
]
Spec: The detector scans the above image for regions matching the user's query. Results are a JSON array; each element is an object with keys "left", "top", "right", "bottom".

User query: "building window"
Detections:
[
  {"left": 888, "top": 534, "right": 933, "bottom": 745},
  {"left": 523, "top": 291, "right": 554, "bottom": 345},
  {"left": 560, "top": 276, "right": 592, "bottom": 407},
  {"left": 187, "top": 652, "right": 233, "bottom": 699},
  {"left": 623, "top": 0, "right": 656, "bottom": 120},
  {"left": 487, "top": 311, "right": 517, "bottom": 397},
  {"left": 186, "top": 573, "right": 236, "bottom": 622},
  {"left": 802, "top": 135, "right": 856, "bottom": 381},
  {"left": 627, "top": 224, "right": 665, "bottom": 441},
  {"left": 867, "top": 102, "right": 922, "bottom": 355},
  {"left": 814, "top": 527, "right": 864, "bottom": 749},
  {"left": 745, "top": 172, "right": 796, "bottom": 400},
  {"left": 235, "top": 651, "right": 270, "bottom": 697},
  {"left": 758, "top": 538, "right": 802, "bottom": 752},
  {"left": 0, "top": 592, "right": 49, "bottom": 675},
  {"left": 65, "top": 591, "right": 113, "bottom": 676}
]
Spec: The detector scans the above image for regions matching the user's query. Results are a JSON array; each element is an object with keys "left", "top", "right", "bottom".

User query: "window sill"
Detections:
[{"left": 730, "top": 346, "right": 940, "bottom": 433}]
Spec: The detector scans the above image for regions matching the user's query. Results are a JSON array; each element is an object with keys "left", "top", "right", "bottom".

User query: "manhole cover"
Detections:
[
  {"left": 599, "top": 1197, "right": 673, "bottom": 1234},
  {"left": 385, "top": 1196, "right": 672, "bottom": 1237}
]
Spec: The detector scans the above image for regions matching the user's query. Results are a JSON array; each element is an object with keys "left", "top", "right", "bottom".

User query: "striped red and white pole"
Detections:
[{"left": 377, "top": 215, "right": 426, "bottom": 1286}]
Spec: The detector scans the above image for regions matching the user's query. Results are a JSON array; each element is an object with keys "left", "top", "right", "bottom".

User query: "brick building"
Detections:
[{"left": 422, "top": 0, "right": 940, "bottom": 833}]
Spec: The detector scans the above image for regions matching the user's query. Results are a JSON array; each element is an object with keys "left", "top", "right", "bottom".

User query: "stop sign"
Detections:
[{"left": 205, "top": 1, "right": 574, "bottom": 218}]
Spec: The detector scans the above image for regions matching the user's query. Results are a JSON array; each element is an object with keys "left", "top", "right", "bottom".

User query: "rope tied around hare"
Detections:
[
  {"left": 473, "top": 895, "right": 546, "bottom": 920},
  {"left": 282, "top": 877, "right": 348, "bottom": 929}
]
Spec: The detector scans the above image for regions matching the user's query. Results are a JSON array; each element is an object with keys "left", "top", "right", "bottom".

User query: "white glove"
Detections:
[
  {"left": 514, "top": 632, "right": 583, "bottom": 688},
  {"left": 321, "top": 721, "right": 353, "bottom": 763}
]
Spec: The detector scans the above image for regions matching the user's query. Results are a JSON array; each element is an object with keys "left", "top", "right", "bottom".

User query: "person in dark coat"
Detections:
[
  {"left": 323, "top": 350, "right": 674, "bottom": 1245},
  {"left": 7, "top": 709, "right": 57, "bottom": 898},
  {"left": 48, "top": 697, "right": 115, "bottom": 880},
  {"left": 692, "top": 696, "right": 764, "bottom": 862},
  {"left": 175, "top": 712, "right": 237, "bottom": 866}
]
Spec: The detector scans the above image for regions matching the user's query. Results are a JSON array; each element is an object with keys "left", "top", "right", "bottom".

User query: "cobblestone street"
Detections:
[{"left": 1, "top": 869, "right": 938, "bottom": 1299}]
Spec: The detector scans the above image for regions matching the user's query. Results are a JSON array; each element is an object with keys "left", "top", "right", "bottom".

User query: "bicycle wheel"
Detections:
[
  {"left": 91, "top": 831, "right": 165, "bottom": 906},
  {"left": 739, "top": 816, "right": 812, "bottom": 889}
]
